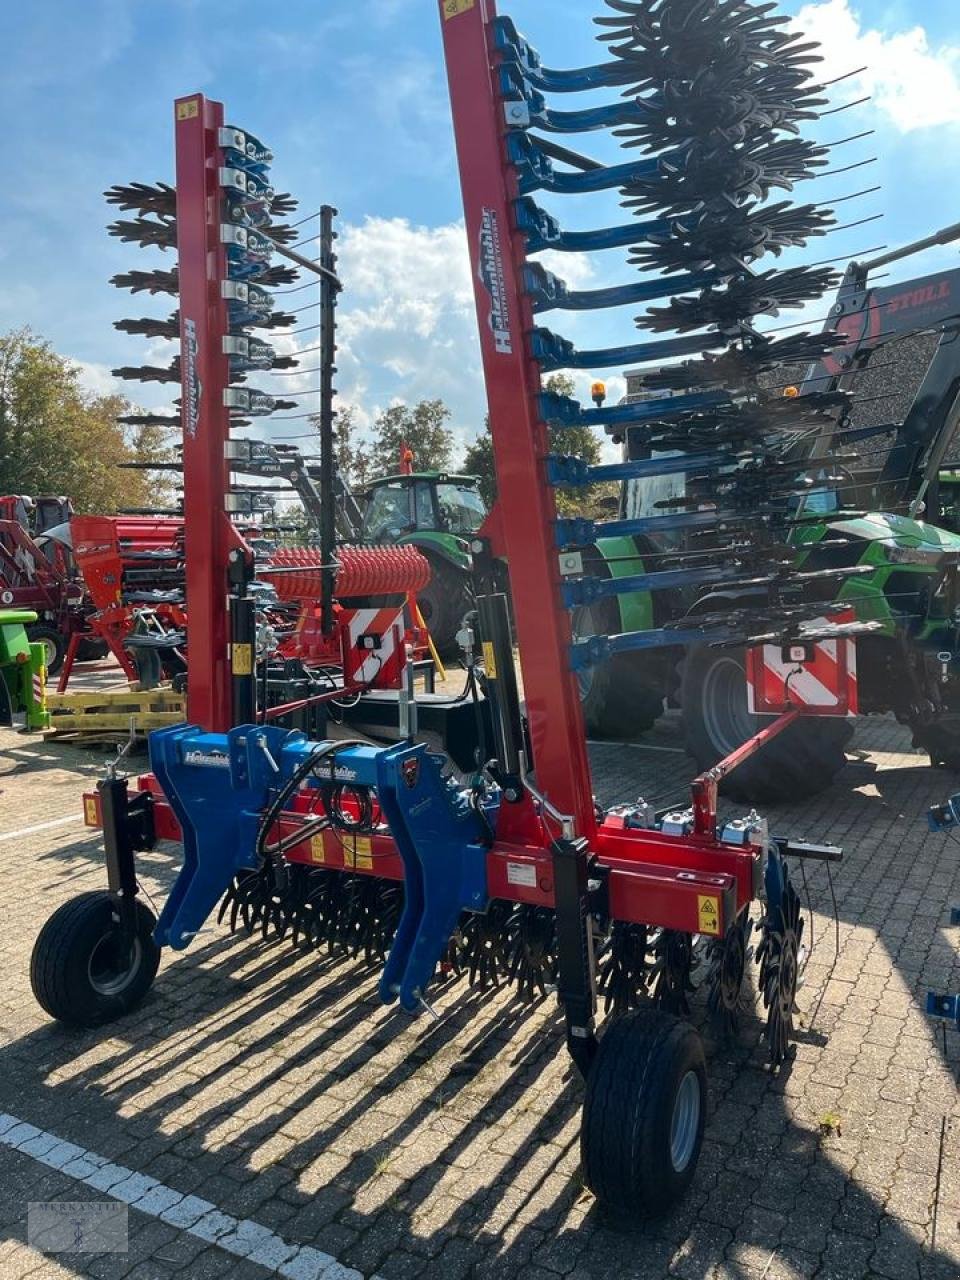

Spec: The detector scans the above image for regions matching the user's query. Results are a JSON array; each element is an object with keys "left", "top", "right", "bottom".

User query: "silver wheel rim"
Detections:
[
  {"left": 700, "top": 654, "right": 758, "bottom": 756},
  {"left": 670, "top": 1071, "right": 701, "bottom": 1173},
  {"left": 88, "top": 933, "right": 142, "bottom": 997},
  {"left": 41, "top": 637, "right": 58, "bottom": 668}
]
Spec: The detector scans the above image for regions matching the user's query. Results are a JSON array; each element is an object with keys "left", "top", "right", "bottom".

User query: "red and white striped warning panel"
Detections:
[
  {"left": 746, "top": 613, "right": 858, "bottom": 718},
  {"left": 341, "top": 607, "right": 406, "bottom": 689}
]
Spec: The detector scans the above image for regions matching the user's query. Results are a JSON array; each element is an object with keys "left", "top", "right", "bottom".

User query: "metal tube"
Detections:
[
  {"left": 318, "top": 207, "right": 339, "bottom": 635},
  {"left": 858, "top": 221, "right": 960, "bottom": 275}
]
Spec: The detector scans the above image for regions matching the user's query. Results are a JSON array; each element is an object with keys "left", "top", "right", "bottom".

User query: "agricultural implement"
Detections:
[
  {"left": 579, "top": 230, "right": 960, "bottom": 799},
  {"left": 34, "top": 0, "right": 867, "bottom": 1215},
  {"left": 0, "top": 511, "right": 102, "bottom": 677},
  {"left": 0, "top": 609, "right": 49, "bottom": 731}
]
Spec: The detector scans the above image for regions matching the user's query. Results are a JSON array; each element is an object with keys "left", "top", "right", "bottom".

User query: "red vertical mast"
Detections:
[
  {"left": 174, "top": 94, "right": 233, "bottom": 732},
  {"left": 438, "top": 1, "right": 596, "bottom": 840}
]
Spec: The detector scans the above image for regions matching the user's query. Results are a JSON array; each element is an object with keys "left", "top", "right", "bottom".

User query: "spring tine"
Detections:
[
  {"left": 506, "top": 905, "right": 557, "bottom": 1001},
  {"left": 598, "top": 921, "right": 649, "bottom": 1016}
]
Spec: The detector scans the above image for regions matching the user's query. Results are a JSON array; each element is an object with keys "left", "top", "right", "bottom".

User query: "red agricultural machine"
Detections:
[
  {"left": 0, "top": 500, "right": 104, "bottom": 675},
  {"left": 33, "top": 0, "right": 870, "bottom": 1217}
]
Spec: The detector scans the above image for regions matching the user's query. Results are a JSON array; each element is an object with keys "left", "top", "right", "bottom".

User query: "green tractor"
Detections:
[
  {"left": 575, "top": 241, "right": 960, "bottom": 801},
  {"left": 0, "top": 609, "right": 50, "bottom": 732},
  {"left": 358, "top": 471, "right": 487, "bottom": 655}
]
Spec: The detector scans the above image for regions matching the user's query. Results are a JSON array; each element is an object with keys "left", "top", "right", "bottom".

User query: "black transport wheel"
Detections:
[
  {"left": 680, "top": 645, "right": 853, "bottom": 803},
  {"left": 31, "top": 891, "right": 160, "bottom": 1028},
  {"left": 574, "top": 600, "right": 665, "bottom": 739},
  {"left": 418, "top": 558, "right": 471, "bottom": 658},
  {"left": 581, "top": 1007, "right": 707, "bottom": 1217},
  {"left": 75, "top": 636, "right": 110, "bottom": 662},
  {"left": 26, "top": 624, "right": 66, "bottom": 677},
  {"left": 913, "top": 717, "right": 960, "bottom": 771}
]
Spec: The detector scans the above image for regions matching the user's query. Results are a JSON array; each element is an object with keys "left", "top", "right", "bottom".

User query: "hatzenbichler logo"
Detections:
[
  {"left": 183, "top": 318, "right": 201, "bottom": 437},
  {"left": 478, "top": 208, "right": 513, "bottom": 356}
]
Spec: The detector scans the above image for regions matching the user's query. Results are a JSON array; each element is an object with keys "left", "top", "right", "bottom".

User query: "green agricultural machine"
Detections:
[
  {"left": 0, "top": 610, "right": 50, "bottom": 732},
  {"left": 576, "top": 235, "right": 960, "bottom": 800},
  {"left": 359, "top": 471, "right": 487, "bottom": 654}
]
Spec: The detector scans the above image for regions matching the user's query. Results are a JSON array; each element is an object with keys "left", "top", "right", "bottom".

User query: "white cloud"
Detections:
[
  {"left": 793, "top": 0, "right": 960, "bottom": 131},
  {"left": 330, "top": 216, "right": 484, "bottom": 458},
  {"left": 70, "top": 358, "right": 121, "bottom": 398}
]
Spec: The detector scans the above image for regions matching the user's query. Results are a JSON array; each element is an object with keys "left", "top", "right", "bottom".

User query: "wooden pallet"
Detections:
[{"left": 44, "top": 687, "right": 186, "bottom": 739}]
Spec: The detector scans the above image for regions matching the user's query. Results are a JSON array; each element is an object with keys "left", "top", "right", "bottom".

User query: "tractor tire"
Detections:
[
  {"left": 27, "top": 625, "right": 66, "bottom": 677},
  {"left": 913, "top": 717, "right": 960, "bottom": 772},
  {"left": 575, "top": 602, "right": 665, "bottom": 739},
  {"left": 581, "top": 1008, "right": 707, "bottom": 1218},
  {"left": 418, "top": 558, "right": 472, "bottom": 659},
  {"left": 31, "top": 891, "right": 160, "bottom": 1029},
  {"left": 680, "top": 645, "right": 853, "bottom": 804},
  {"left": 76, "top": 637, "right": 110, "bottom": 663}
]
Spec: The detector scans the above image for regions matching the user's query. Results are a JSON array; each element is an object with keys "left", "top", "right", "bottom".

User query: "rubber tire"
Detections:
[
  {"left": 76, "top": 637, "right": 110, "bottom": 663},
  {"left": 573, "top": 595, "right": 665, "bottom": 740},
  {"left": 914, "top": 720, "right": 960, "bottom": 772},
  {"left": 31, "top": 891, "right": 160, "bottom": 1029},
  {"left": 417, "top": 557, "right": 472, "bottom": 658},
  {"left": 581, "top": 1008, "right": 707, "bottom": 1218},
  {"left": 681, "top": 645, "right": 853, "bottom": 804},
  {"left": 27, "top": 624, "right": 66, "bottom": 677}
]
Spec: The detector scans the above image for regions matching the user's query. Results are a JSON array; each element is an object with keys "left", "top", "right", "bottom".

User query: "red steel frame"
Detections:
[
  {"left": 439, "top": 0, "right": 596, "bottom": 842},
  {"left": 175, "top": 94, "right": 235, "bottom": 733},
  {"left": 82, "top": 71, "right": 773, "bottom": 946}
]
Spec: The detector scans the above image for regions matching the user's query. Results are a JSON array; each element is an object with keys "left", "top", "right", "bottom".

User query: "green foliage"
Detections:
[
  {"left": 369, "top": 400, "right": 456, "bottom": 480},
  {"left": 462, "top": 374, "right": 614, "bottom": 517},
  {"left": 0, "top": 328, "right": 170, "bottom": 513},
  {"left": 333, "top": 406, "right": 376, "bottom": 490}
]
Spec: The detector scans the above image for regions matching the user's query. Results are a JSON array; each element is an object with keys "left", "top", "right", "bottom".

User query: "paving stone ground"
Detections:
[{"left": 1, "top": 706, "right": 959, "bottom": 1279}]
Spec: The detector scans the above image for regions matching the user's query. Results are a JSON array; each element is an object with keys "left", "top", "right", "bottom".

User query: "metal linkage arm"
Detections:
[
  {"left": 524, "top": 263, "right": 718, "bottom": 314},
  {"left": 531, "top": 327, "right": 725, "bottom": 372},
  {"left": 507, "top": 133, "right": 658, "bottom": 196},
  {"left": 540, "top": 388, "right": 730, "bottom": 432},
  {"left": 515, "top": 197, "right": 671, "bottom": 254},
  {"left": 547, "top": 450, "right": 732, "bottom": 489},
  {"left": 492, "top": 16, "right": 637, "bottom": 94}
]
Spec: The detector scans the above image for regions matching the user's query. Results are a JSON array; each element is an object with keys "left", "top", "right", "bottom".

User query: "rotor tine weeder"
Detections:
[
  {"left": 757, "top": 859, "right": 804, "bottom": 1067},
  {"left": 706, "top": 910, "right": 755, "bottom": 1039},
  {"left": 598, "top": 921, "right": 650, "bottom": 1017},
  {"left": 458, "top": 900, "right": 513, "bottom": 992},
  {"left": 505, "top": 904, "right": 558, "bottom": 1002},
  {"left": 647, "top": 929, "right": 697, "bottom": 1017}
]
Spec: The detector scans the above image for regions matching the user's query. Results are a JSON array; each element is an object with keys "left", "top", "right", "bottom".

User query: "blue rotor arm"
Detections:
[
  {"left": 515, "top": 198, "right": 672, "bottom": 255},
  {"left": 531, "top": 327, "right": 725, "bottom": 372},
  {"left": 539, "top": 389, "right": 730, "bottom": 432},
  {"left": 524, "top": 262, "right": 717, "bottom": 314},
  {"left": 493, "top": 17, "right": 638, "bottom": 94},
  {"left": 507, "top": 133, "right": 658, "bottom": 196}
]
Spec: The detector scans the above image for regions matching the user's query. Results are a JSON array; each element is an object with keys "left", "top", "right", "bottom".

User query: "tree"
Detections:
[
  {"left": 305, "top": 405, "right": 377, "bottom": 495},
  {"left": 369, "top": 400, "right": 456, "bottom": 478},
  {"left": 0, "top": 328, "right": 162, "bottom": 513},
  {"left": 462, "top": 374, "right": 615, "bottom": 517}
]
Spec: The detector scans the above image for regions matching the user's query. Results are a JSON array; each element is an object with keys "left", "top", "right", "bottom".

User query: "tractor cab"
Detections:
[
  {"left": 359, "top": 473, "right": 487, "bottom": 655},
  {"left": 360, "top": 473, "right": 486, "bottom": 544}
]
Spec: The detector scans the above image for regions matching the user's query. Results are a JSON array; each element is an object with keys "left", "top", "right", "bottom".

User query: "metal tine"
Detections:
[{"left": 598, "top": 921, "right": 650, "bottom": 1017}]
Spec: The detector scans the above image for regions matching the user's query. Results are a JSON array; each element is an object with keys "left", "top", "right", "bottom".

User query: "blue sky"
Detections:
[{"left": 3, "top": 0, "right": 960, "bottom": 462}]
